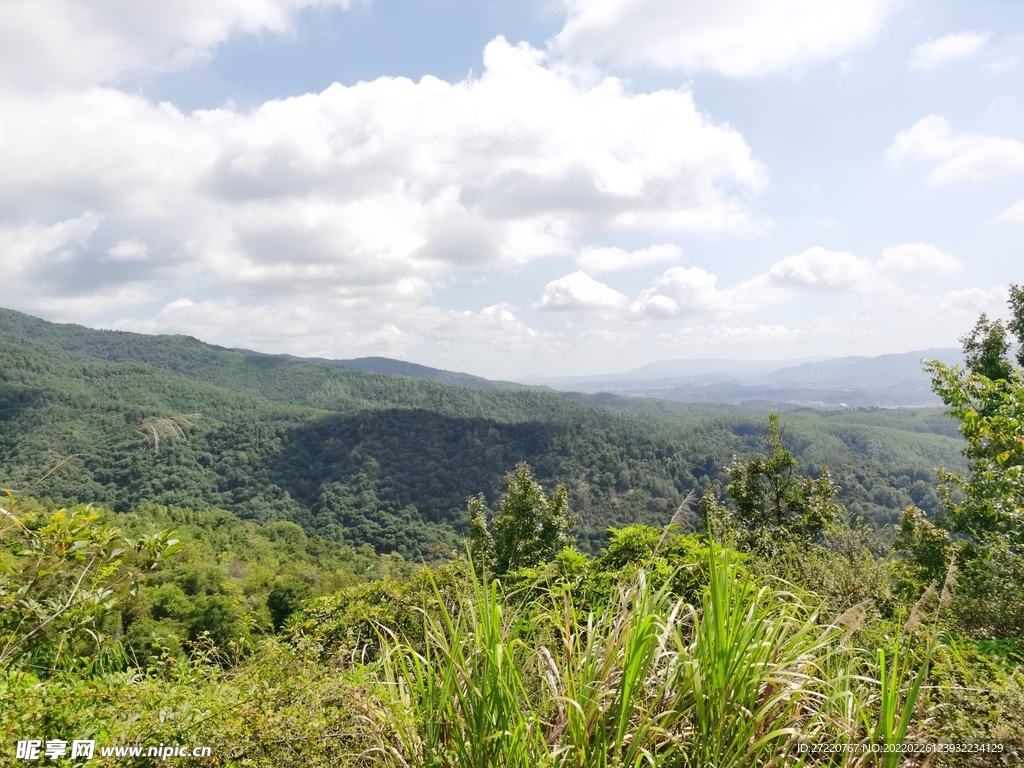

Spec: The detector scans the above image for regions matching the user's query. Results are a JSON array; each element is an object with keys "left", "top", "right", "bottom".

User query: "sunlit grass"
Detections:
[{"left": 362, "top": 543, "right": 931, "bottom": 768}]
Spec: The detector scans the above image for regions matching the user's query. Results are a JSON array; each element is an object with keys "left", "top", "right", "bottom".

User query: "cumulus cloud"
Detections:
[
  {"left": 129, "top": 296, "right": 413, "bottom": 356},
  {"left": 638, "top": 284, "right": 1007, "bottom": 363},
  {"left": 0, "top": 38, "right": 765, "bottom": 327},
  {"left": 887, "top": 116, "right": 1024, "bottom": 183},
  {"left": 576, "top": 243, "right": 681, "bottom": 274},
  {"left": 107, "top": 239, "right": 150, "bottom": 261},
  {"left": 629, "top": 267, "right": 722, "bottom": 317},
  {"left": 629, "top": 244, "right": 960, "bottom": 319},
  {"left": 0, "top": 214, "right": 99, "bottom": 275},
  {"left": 0, "top": 0, "right": 356, "bottom": 89},
  {"left": 909, "top": 32, "right": 989, "bottom": 71},
  {"left": 764, "top": 247, "right": 873, "bottom": 290},
  {"left": 995, "top": 199, "right": 1024, "bottom": 224},
  {"left": 536, "top": 271, "right": 628, "bottom": 311},
  {"left": 878, "top": 243, "right": 960, "bottom": 275},
  {"left": 629, "top": 247, "right": 865, "bottom": 318},
  {"left": 553, "top": 0, "right": 896, "bottom": 77}
]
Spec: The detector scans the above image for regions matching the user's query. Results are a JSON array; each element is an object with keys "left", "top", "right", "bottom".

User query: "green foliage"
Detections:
[
  {"left": 907, "top": 287, "right": 1024, "bottom": 640},
  {"left": 116, "top": 505, "right": 418, "bottom": 665},
  {"left": 960, "top": 313, "right": 1014, "bottom": 381},
  {"left": 1, "top": 310, "right": 969, "bottom": 558},
  {"left": 466, "top": 493, "right": 494, "bottom": 569},
  {"left": 4, "top": 304, "right": 1024, "bottom": 764},
  {"left": 1, "top": 492, "right": 420, "bottom": 678},
  {"left": 707, "top": 413, "right": 843, "bottom": 554},
  {"left": 296, "top": 560, "right": 465, "bottom": 662},
  {"left": 486, "top": 462, "right": 576, "bottom": 574},
  {"left": 927, "top": 364, "right": 1024, "bottom": 549},
  {"left": 1, "top": 639, "right": 376, "bottom": 768},
  {"left": 0, "top": 497, "right": 178, "bottom": 673},
  {"left": 893, "top": 505, "right": 952, "bottom": 588},
  {"left": 3, "top": 493, "right": 1021, "bottom": 766},
  {"left": 1009, "top": 283, "right": 1024, "bottom": 368}
]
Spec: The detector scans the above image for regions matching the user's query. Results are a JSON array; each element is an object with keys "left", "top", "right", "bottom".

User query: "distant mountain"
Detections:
[
  {"left": 0, "top": 305, "right": 967, "bottom": 557},
  {"left": 233, "top": 350, "right": 541, "bottom": 392},
  {"left": 525, "top": 356, "right": 828, "bottom": 387},
  {"left": 766, "top": 349, "right": 962, "bottom": 384},
  {"left": 526, "top": 349, "right": 962, "bottom": 408},
  {"left": 0, "top": 306, "right": 540, "bottom": 394}
]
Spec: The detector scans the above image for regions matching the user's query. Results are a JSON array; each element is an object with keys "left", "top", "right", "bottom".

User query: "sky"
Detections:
[{"left": 0, "top": 0, "right": 1021, "bottom": 379}]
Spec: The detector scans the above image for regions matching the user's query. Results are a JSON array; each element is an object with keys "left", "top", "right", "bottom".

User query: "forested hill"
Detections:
[
  {"left": 0, "top": 307, "right": 695, "bottom": 422},
  {"left": 1, "top": 307, "right": 965, "bottom": 556},
  {"left": 235, "top": 349, "right": 542, "bottom": 392},
  {"left": 0, "top": 307, "right": 798, "bottom": 425},
  {"left": 0, "top": 307, "right": 538, "bottom": 395}
]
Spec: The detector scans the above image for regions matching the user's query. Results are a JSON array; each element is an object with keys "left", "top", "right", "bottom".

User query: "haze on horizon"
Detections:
[{"left": 0, "top": 0, "right": 1021, "bottom": 379}]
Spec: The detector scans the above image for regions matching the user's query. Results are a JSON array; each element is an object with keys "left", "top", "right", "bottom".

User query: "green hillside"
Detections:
[
  {"left": 0, "top": 308, "right": 965, "bottom": 556},
  {"left": 238, "top": 350, "right": 545, "bottom": 391},
  {"left": 6, "top": 306, "right": 1021, "bottom": 766}
]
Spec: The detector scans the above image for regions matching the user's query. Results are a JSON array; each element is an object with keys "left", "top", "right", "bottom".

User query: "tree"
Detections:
[
  {"left": 466, "top": 493, "right": 495, "bottom": 570},
  {"left": 925, "top": 286, "right": 1024, "bottom": 547},
  {"left": 466, "top": 462, "right": 576, "bottom": 575},
  {"left": 1008, "top": 283, "right": 1024, "bottom": 368},
  {"left": 960, "top": 313, "right": 1012, "bottom": 381},
  {"left": 908, "top": 285, "right": 1024, "bottom": 636},
  {"left": 0, "top": 498, "right": 179, "bottom": 671},
  {"left": 707, "top": 413, "right": 841, "bottom": 553}
]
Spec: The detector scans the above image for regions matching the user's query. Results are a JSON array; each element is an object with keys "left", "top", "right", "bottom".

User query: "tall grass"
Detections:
[{"left": 365, "top": 544, "right": 931, "bottom": 768}]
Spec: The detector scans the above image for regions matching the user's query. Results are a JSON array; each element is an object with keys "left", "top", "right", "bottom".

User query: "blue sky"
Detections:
[{"left": 0, "top": 0, "right": 1021, "bottom": 378}]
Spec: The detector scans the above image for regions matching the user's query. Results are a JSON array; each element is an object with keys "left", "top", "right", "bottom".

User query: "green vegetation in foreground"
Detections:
[
  {"left": 2, "top": 294, "right": 1024, "bottom": 765},
  {"left": 1, "top": 467, "right": 1019, "bottom": 766},
  {"left": 1, "top": 306, "right": 965, "bottom": 557}
]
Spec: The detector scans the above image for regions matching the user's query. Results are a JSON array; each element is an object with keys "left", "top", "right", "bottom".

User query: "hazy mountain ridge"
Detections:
[
  {"left": 233, "top": 349, "right": 543, "bottom": 392},
  {"left": 524, "top": 356, "right": 828, "bottom": 387},
  {"left": 527, "top": 349, "right": 962, "bottom": 407},
  {"left": 1, "top": 306, "right": 960, "bottom": 408}
]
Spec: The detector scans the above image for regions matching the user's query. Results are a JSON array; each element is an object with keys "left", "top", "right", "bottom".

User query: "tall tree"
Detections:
[
  {"left": 960, "top": 313, "right": 1012, "bottom": 381},
  {"left": 467, "top": 462, "right": 575, "bottom": 575},
  {"left": 706, "top": 413, "right": 841, "bottom": 554},
  {"left": 905, "top": 287, "right": 1024, "bottom": 636}
]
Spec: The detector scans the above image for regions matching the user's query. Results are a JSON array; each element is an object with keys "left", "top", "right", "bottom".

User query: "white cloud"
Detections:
[
  {"left": 107, "top": 238, "right": 150, "bottom": 261},
  {"left": 878, "top": 243, "right": 960, "bottom": 275},
  {"left": 0, "top": 0, "right": 356, "bottom": 89},
  {"left": 536, "top": 271, "right": 628, "bottom": 311},
  {"left": 764, "top": 247, "right": 873, "bottom": 290},
  {"left": 887, "top": 116, "right": 1024, "bottom": 183},
  {"left": 629, "top": 244, "right": 960, "bottom": 319},
  {"left": 995, "top": 199, "right": 1024, "bottom": 224},
  {"left": 576, "top": 243, "right": 681, "bottom": 274},
  {"left": 629, "top": 267, "right": 722, "bottom": 317},
  {"left": 629, "top": 247, "right": 871, "bottom": 318},
  {"left": 553, "top": 0, "right": 896, "bottom": 77},
  {"left": 909, "top": 32, "right": 989, "bottom": 71},
  {"left": 0, "top": 37, "right": 765, "bottom": 328},
  {"left": 641, "top": 285, "right": 1008, "bottom": 363},
  {"left": 0, "top": 214, "right": 99, "bottom": 275}
]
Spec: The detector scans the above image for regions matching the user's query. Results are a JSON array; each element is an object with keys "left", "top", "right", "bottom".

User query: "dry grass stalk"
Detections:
[
  {"left": 938, "top": 552, "right": 958, "bottom": 614},
  {"left": 660, "top": 489, "right": 696, "bottom": 545},
  {"left": 139, "top": 413, "right": 200, "bottom": 451},
  {"left": 904, "top": 584, "right": 937, "bottom": 632},
  {"left": 832, "top": 599, "right": 871, "bottom": 640}
]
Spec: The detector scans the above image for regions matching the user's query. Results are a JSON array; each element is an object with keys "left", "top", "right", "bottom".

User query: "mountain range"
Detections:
[
  {"left": 0, "top": 306, "right": 964, "bottom": 557},
  {"left": 522, "top": 349, "right": 962, "bottom": 407}
]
